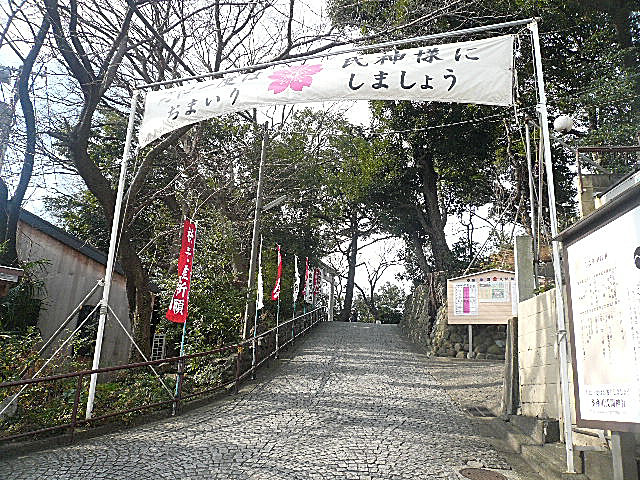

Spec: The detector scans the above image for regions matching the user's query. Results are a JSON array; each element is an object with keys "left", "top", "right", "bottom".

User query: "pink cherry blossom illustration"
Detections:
[{"left": 268, "top": 64, "right": 323, "bottom": 94}]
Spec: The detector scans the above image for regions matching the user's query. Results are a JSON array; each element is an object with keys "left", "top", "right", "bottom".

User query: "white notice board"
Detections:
[
  {"left": 447, "top": 271, "right": 515, "bottom": 325},
  {"left": 564, "top": 203, "right": 640, "bottom": 431},
  {"left": 453, "top": 282, "right": 478, "bottom": 316}
]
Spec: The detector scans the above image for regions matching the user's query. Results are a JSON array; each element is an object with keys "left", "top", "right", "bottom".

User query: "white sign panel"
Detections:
[
  {"left": 566, "top": 205, "right": 640, "bottom": 425},
  {"left": 478, "top": 280, "right": 510, "bottom": 303},
  {"left": 304, "top": 268, "right": 314, "bottom": 304},
  {"left": 139, "top": 35, "right": 514, "bottom": 147},
  {"left": 453, "top": 282, "right": 479, "bottom": 316}
]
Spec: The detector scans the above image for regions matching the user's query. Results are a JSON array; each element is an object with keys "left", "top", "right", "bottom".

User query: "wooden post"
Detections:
[
  {"left": 514, "top": 235, "right": 536, "bottom": 303},
  {"left": 467, "top": 325, "right": 473, "bottom": 359}
]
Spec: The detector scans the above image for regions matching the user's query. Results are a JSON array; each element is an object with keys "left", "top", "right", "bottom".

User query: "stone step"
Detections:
[{"left": 473, "top": 416, "right": 599, "bottom": 480}]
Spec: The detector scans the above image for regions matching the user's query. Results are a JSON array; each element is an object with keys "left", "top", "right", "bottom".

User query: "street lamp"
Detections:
[
  {"left": 263, "top": 194, "right": 287, "bottom": 211},
  {"left": 553, "top": 115, "right": 574, "bottom": 134}
]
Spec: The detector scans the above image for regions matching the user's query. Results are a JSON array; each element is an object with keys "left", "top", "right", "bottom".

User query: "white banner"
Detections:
[
  {"left": 293, "top": 255, "right": 300, "bottom": 303},
  {"left": 256, "top": 238, "right": 264, "bottom": 311},
  {"left": 139, "top": 35, "right": 514, "bottom": 146},
  {"left": 304, "top": 265, "right": 314, "bottom": 304}
]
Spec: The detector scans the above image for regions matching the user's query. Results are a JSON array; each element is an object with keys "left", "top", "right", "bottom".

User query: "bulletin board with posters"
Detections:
[
  {"left": 557, "top": 182, "right": 640, "bottom": 433},
  {"left": 447, "top": 269, "right": 517, "bottom": 325}
]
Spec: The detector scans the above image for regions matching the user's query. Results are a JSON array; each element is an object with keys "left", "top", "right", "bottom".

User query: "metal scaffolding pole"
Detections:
[
  {"left": 524, "top": 123, "right": 539, "bottom": 290},
  {"left": 242, "top": 124, "right": 268, "bottom": 340},
  {"left": 85, "top": 92, "right": 140, "bottom": 420},
  {"left": 529, "top": 20, "right": 575, "bottom": 473}
]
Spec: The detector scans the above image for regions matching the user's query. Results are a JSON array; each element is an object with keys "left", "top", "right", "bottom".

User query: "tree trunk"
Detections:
[
  {"left": 415, "top": 144, "right": 453, "bottom": 272},
  {"left": 588, "top": 1, "right": 639, "bottom": 96},
  {"left": 409, "top": 227, "right": 430, "bottom": 278},
  {"left": 0, "top": 180, "right": 8, "bottom": 251},
  {"left": 43, "top": 0, "right": 156, "bottom": 360},
  {"left": 119, "top": 230, "right": 153, "bottom": 361},
  {"left": 0, "top": 14, "right": 50, "bottom": 266},
  {"left": 340, "top": 208, "right": 358, "bottom": 322},
  {"left": 610, "top": 4, "right": 636, "bottom": 70},
  {"left": 367, "top": 295, "right": 379, "bottom": 323}
]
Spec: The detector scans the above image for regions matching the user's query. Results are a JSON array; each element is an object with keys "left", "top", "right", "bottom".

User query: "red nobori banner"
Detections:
[{"left": 166, "top": 220, "right": 197, "bottom": 324}]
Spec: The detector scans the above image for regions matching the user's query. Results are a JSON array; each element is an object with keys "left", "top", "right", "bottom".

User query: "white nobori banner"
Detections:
[{"left": 139, "top": 35, "right": 514, "bottom": 147}]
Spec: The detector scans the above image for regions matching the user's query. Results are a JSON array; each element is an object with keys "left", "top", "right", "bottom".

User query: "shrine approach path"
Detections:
[{"left": 1, "top": 322, "right": 522, "bottom": 480}]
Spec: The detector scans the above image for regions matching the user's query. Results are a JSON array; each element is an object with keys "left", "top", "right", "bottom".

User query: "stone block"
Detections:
[
  {"left": 510, "top": 414, "right": 560, "bottom": 444},
  {"left": 474, "top": 344, "right": 487, "bottom": 354}
]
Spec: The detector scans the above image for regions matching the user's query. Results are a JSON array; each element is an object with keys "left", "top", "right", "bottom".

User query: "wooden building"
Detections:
[
  {"left": 447, "top": 268, "right": 517, "bottom": 325},
  {"left": 15, "top": 210, "right": 131, "bottom": 366}
]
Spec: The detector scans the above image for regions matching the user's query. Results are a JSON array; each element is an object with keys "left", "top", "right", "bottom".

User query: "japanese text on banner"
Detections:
[
  {"left": 139, "top": 35, "right": 514, "bottom": 147},
  {"left": 166, "top": 220, "right": 197, "bottom": 323},
  {"left": 271, "top": 245, "right": 282, "bottom": 301}
]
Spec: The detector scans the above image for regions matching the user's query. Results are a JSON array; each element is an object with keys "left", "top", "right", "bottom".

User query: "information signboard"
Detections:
[
  {"left": 447, "top": 269, "right": 515, "bottom": 325},
  {"left": 559, "top": 183, "right": 640, "bottom": 432}
]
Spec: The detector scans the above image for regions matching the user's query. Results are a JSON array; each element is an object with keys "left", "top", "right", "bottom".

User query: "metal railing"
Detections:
[{"left": 0, "top": 307, "right": 325, "bottom": 444}]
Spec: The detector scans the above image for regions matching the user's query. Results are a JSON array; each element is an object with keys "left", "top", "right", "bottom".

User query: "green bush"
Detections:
[{"left": 0, "top": 327, "right": 41, "bottom": 383}]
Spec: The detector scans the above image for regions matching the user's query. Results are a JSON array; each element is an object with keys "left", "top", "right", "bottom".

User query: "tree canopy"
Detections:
[{"left": 0, "top": 0, "right": 638, "bottom": 356}]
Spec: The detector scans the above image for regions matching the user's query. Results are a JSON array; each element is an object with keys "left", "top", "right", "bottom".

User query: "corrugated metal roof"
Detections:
[{"left": 19, "top": 209, "right": 124, "bottom": 275}]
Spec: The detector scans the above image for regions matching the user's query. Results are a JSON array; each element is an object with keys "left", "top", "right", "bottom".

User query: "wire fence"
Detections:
[{"left": 0, "top": 307, "right": 325, "bottom": 444}]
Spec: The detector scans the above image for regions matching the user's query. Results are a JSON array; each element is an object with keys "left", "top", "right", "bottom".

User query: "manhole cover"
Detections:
[{"left": 459, "top": 468, "right": 508, "bottom": 480}]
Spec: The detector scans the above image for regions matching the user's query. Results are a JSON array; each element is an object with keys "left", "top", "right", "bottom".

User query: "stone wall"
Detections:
[{"left": 401, "top": 280, "right": 507, "bottom": 359}]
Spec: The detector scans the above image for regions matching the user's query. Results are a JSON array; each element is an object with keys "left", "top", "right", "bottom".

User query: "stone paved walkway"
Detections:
[
  {"left": 0, "top": 323, "right": 516, "bottom": 480},
  {"left": 427, "top": 356, "right": 505, "bottom": 413}
]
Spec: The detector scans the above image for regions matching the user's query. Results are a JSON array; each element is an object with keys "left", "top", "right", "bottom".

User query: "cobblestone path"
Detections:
[{"left": 1, "top": 323, "right": 515, "bottom": 480}]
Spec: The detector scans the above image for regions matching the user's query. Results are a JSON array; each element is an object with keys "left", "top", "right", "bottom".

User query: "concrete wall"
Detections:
[
  {"left": 517, "top": 288, "right": 562, "bottom": 419},
  {"left": 16, "top": 221, "right": 131, "bottom": 366}
]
